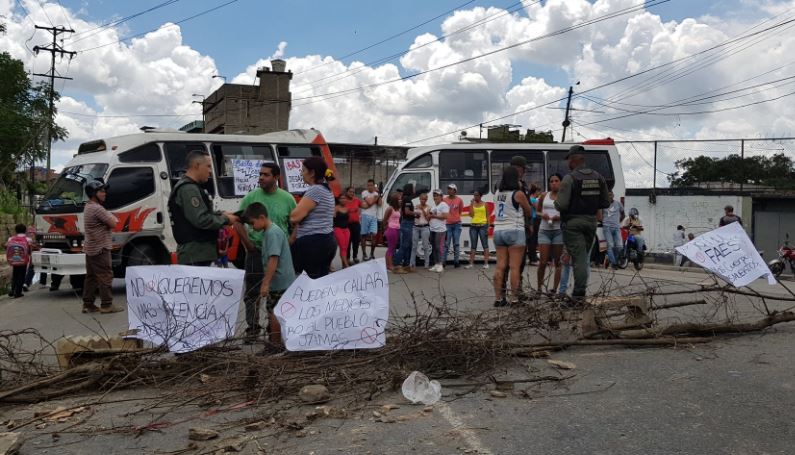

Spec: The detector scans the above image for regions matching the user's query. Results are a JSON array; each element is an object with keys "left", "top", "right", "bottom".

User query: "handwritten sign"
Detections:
[
  {"left": 283, "top": 158, "right": 310, "bottom": 193},
  {"left": 274, "top": 259, "right": 389, "bottom": 351},
  {"left": 676, "top": 222, "right": 776, "bottom": 287},
  {"left": 232, "top": 159, "right": 264, "bottom": 196},
  {"left": 126, "top": 265, "right": 245, "bottom": 353}
]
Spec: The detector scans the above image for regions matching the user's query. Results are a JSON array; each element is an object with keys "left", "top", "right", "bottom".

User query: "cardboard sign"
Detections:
[
  {"left": 676, "top": 222, "right": 776, "bottom": 287},
  {"left": 274, "top": 259, "right": 389, "bottom": 351},
  {"left": 232, "top": 159, "right": 265, "bottom": 196},
  {"left": 283, "top": 158, "right": 310, "bottom": 193},
  {"left": 126, "top": 266, "right": 245, "bottom": 353}
]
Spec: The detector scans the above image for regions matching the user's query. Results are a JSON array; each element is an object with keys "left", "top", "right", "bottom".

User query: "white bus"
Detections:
[
  {"left": 380, "top": 139, "right": 625, "bottom": 259},
  {"left": 33, "top": 128, "right": 341, "bottom": 289}
]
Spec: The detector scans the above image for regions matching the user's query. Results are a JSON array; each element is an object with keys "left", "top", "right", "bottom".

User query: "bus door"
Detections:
[{"left": 436, "top": 150, "right": 490, "bottom": 255}]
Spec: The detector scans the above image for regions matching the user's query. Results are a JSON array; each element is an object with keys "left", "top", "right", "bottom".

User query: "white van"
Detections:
[
  {"left": 33, "top": 128, "right": 340, "bottom": 289},
  {"left": 380, "top": 139, "right": 625, "bottom": 258}
]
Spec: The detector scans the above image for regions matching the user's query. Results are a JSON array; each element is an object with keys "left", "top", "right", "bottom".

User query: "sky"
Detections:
[{"left": 1, "top": 0, "right": 794, "bottom": 187}]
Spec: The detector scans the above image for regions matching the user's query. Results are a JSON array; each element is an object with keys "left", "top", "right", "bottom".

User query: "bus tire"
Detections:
[
  {"left": 69, "top": 274, "right": 85, "bottom": 290},
  {"left": 126, "top": 243, "right": 162, "bottom": 268}
]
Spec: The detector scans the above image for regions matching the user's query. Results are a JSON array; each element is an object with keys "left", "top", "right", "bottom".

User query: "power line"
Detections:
[
  {"left": 290, "top": 0, "right": 672, "bottom": 105},
  {"left": 292, "top": 0, "right": 542, "bottom": 94},
  {"left": 66, "top": 0, "right": 182, "bottom": 46},
  {"left": 36, "top": 0, "right": 56, "bottom": 27},
  {"left": 401, "top": 12, "right": 795, "bottom": 146},
  {"left": 73, "top": 0, "right": 239, "bottom": 53},
  {"left": 54, "top": 0, "right": 72, "bottom": 30},
  {"left": 295, "top": 0, "right": 477, "bottom": 77}
]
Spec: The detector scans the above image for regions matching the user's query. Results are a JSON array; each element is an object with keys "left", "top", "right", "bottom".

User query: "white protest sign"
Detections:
[
  {"left": 232, "top": 159, "right": 265, "bottom": 196},
  {"left": 126, "top": 265, "right": 245, "bottom": 353},
  {"left": 283, "top": 158, "right": 311, "bottom": 193},
  {"left": 274, "top": 258, "right": 389, "bottom": 351},
  {"left": 676, "top": 222, "right": 776, "bottom": 287}
]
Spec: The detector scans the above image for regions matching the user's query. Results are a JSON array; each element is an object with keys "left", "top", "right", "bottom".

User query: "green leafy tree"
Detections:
[
  {"left": 0, "top": 52, "right": 68, "bottom": 184},
  {"left": 669, "top": 153, "right": 795, "bottom": 188}
]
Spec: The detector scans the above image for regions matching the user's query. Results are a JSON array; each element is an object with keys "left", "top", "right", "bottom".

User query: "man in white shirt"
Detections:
[
  {"left": 672, "top": 225, "right": 686, "bottom": 267},
  {"left": 621, "top": 208, "right": 646, "bottom": 255},
  {"left": 360, "top": 179, "right": 382, "bottom": 260}
]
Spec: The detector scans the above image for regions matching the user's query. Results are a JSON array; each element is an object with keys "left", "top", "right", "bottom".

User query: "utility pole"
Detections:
[
  {"left": 33, "top": 25, "right": 76, "bottom": 184},
  {"left": 560, "top": 82, "right": 579, "bottom": 143}
]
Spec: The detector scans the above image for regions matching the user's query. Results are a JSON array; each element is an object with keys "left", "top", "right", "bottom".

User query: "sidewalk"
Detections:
[{"left": 641, "top": 260, "right": 795, "bottom": 281}]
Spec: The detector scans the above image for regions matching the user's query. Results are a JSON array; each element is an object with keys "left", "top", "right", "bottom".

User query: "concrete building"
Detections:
[{"left": 203, "top": 59, "right": 292, "bottom": 135}]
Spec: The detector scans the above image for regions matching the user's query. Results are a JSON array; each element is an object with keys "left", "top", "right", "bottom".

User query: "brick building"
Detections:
[{"left": 203, "top": 59, "right": 292, "bottom": 135}]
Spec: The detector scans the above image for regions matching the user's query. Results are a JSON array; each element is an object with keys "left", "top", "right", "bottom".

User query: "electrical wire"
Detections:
[
  {"left": 401, "top": 12, "right": 795, "bottom": 146},
  {"left": 295, "top": 0, "right": 477, "bottom": 76},
  {"left": 54, "top": 0, "right": 72, "bottom": 30},
  {"left": 73, "top": 0, "right": 239, "bottom": 53},
  {"left": 66, "top": 0, "right": 182, "bottom": 45},
  {"left": 290, "top": 0, "right": 672, "bottom": 105},
  {"left": 36, "top": 0, "right": 56, "bottom": 27},
  {"left": 291, "top": 0, "right": 540, "bottom": 94}
]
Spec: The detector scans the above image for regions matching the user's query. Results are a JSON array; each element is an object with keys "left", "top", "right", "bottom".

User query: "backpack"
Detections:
[{"left": 6, "top": 236, "right": 30, "bottom": 267}]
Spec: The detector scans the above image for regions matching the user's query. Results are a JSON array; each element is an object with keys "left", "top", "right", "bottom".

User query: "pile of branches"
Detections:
[{"left": 1, "top": 275, "right": 794, "bottom": 407}]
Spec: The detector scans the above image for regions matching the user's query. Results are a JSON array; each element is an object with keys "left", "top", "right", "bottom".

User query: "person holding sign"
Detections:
[
  {"left": 168, "top": 150, "right": 239, "bottom": 266},
  {"left": 243, "top": 203, "right": 296, "bottom": 345},
  {"left": 237, "top": 162, "right": 297, "bottom": 338},
  {"left": 289, "top": 157, "right": 337, "bottom": 279}
]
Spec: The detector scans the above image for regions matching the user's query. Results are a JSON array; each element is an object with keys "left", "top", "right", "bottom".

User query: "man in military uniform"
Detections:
[
  {"left": 554, "top": 145, "right": 610, "bottom": 302},
  {"left": 168, "top": 150, "right": 238, "bottom": 266}
]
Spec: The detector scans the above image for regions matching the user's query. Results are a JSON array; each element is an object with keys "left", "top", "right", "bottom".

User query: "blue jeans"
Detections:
[
  {"left": 603, "top": 225, "right": 622, "bottom": 265},
  {"left": 394, "top": 220, "right": 415, "bottom": 267},
  {"left": 445, "top": 222, "right": 462, "bottom": 265}
]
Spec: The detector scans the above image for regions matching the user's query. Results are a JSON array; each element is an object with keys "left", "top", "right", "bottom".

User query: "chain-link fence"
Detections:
[{"left": 615, "top": 138, "right": 795, "bottom": 190}]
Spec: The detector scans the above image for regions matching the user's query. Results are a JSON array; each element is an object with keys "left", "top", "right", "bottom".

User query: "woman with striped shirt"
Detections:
[{"left": 289, "top": 156, "right": 337, "bottom": 279}]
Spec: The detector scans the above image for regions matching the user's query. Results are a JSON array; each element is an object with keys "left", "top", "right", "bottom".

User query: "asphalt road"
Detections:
[{"left": 2, "top": 253, "right": 795, "bottom": 454}]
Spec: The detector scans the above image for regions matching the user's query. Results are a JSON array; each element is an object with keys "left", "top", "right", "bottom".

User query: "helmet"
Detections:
[
  {"left": 85, "top": 180, "right": 108, "bottom": 199},
  {"left": 629, "top": 207, "right": 639, "bottom": 218}
]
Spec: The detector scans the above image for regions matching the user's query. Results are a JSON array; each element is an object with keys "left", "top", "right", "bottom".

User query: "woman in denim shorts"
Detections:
[
  {"left": 536, "top": 173, "right": 564, "bottom": 292},
  {"left": 492, "top": 166, "right": 533, "bottom": 307}
]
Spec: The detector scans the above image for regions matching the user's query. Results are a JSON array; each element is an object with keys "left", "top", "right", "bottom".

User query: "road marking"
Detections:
[{"left": 435, "top": 401, "right": 494, "bottom": 455}]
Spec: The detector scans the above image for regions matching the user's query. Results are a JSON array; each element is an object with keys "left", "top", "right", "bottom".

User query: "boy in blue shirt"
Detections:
[{"left": 243, "top": 202, "right": 296, "bottom": 345}]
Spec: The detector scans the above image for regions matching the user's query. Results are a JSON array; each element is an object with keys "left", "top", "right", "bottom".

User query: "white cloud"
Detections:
[{"left": 1, "top": 0, "right": 793, "bottom": 190}]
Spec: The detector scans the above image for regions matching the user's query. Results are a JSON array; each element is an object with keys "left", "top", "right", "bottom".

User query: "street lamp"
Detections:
[{"left": 191, "top": 94, "right": 206, "bottom": 133}]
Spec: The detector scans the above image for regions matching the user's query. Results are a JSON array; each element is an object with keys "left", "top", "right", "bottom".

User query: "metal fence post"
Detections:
[
  {"left": 740, "top": 139, "right": 745, "bottom": 192},
  {"left": 653, "top": 141, "right": 657, "bottom": 192}
]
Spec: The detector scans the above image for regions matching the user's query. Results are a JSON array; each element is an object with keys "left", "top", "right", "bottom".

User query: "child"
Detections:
[
  {"left": 243, "top": 202, "right": 296, "bottom": 345},
  {"left": 6, "top": 224, "right": 32, "bottom": 298},
  {"left": 382, "top": 194, "right": 401, "bottom": 271},
  {"left": 215, "top": 225, "right": 232, "bottom": 268}
]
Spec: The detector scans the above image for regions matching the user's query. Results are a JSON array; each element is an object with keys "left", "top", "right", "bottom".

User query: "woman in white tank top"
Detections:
[
  {"left": 492, "top": 166, "right": 532, "bottom": 307},
  {"left": 536, "top": 173, "right": 564, "bottom": 292}
]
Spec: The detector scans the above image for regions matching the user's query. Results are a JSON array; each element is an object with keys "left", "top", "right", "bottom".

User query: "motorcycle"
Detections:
[
  {"left": 767, "top": 233, "right": 795, "bottom": 278},
  {"left": 616, "top": 227, "right": 645, "bottom": 271}
]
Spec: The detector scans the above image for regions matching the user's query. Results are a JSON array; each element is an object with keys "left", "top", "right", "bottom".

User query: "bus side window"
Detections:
[
  {"left": 547, "top": 150, "right": 615, "bottom": 190},
  {"left": 211, "top": 143, "right": 275, "bottom": 198},
  {"left": 164, "top": 142, "right": 215, "bottom": 196},
  {"left": 439, "top": 150, "right": 488, "bottom": 194},
  {"left": 491, "top": 150, "right": 544, "bottom": 191},
  {"left": 118, "top": 143, "right": 162, "bottom": 163}
]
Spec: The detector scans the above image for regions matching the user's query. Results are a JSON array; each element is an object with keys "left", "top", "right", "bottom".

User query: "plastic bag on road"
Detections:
[{"left": 401, "top": 371, "right": 441, "bottom": 405}]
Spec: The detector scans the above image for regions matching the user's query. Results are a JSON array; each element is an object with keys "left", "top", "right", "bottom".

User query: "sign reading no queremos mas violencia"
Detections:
[
  {"left": 126, "top": 265, "right": 245, "bottom": 353},
  {"left": 232, "top": 159, "right": 265, "bottom": 196},
  {"left": 274, "top": 258, "right": 389, "bottom": 351},
  {"left": 676, "top": 221, "right": 776, "bottom": 287}
]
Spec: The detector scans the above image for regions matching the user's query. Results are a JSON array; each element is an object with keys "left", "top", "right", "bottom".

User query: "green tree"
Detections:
[
  {"left": 669, "top": 153, "right": 795, "bottom": 188},
  {"left": 0, "top": 52, "right": 68, "bottom": 184}
]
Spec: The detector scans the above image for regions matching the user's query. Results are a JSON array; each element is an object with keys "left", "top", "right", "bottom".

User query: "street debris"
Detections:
[
  {"left": 0, "top": 432, "right": 23, "bottom": 455},
  {"left": 299, "top": 385, "right": 331, "bottom": 404},
  {"left": 489, "top": 390, "right": 508, "bottom": 398},
  {"left": 547, "top": 360, "right": 576, "bottom": 370},
  {"left": 188, "top": 427, "right": 219, "bottom": 441},
  {"left": 402, "top": 371, "right": 442, "bottom": 405}
]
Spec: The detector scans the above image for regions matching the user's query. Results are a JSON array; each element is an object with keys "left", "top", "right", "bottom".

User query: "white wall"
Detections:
[{"left": 623, "top": 194, "right": 752, "bottom": 253}]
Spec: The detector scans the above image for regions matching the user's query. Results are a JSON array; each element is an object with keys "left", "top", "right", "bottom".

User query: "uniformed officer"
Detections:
[
  {"left": 168, "top": 150, "right": 239, "bottom": 266},
  {"left": 554, "top": 145, "right": 609, "bottom": 302}
]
